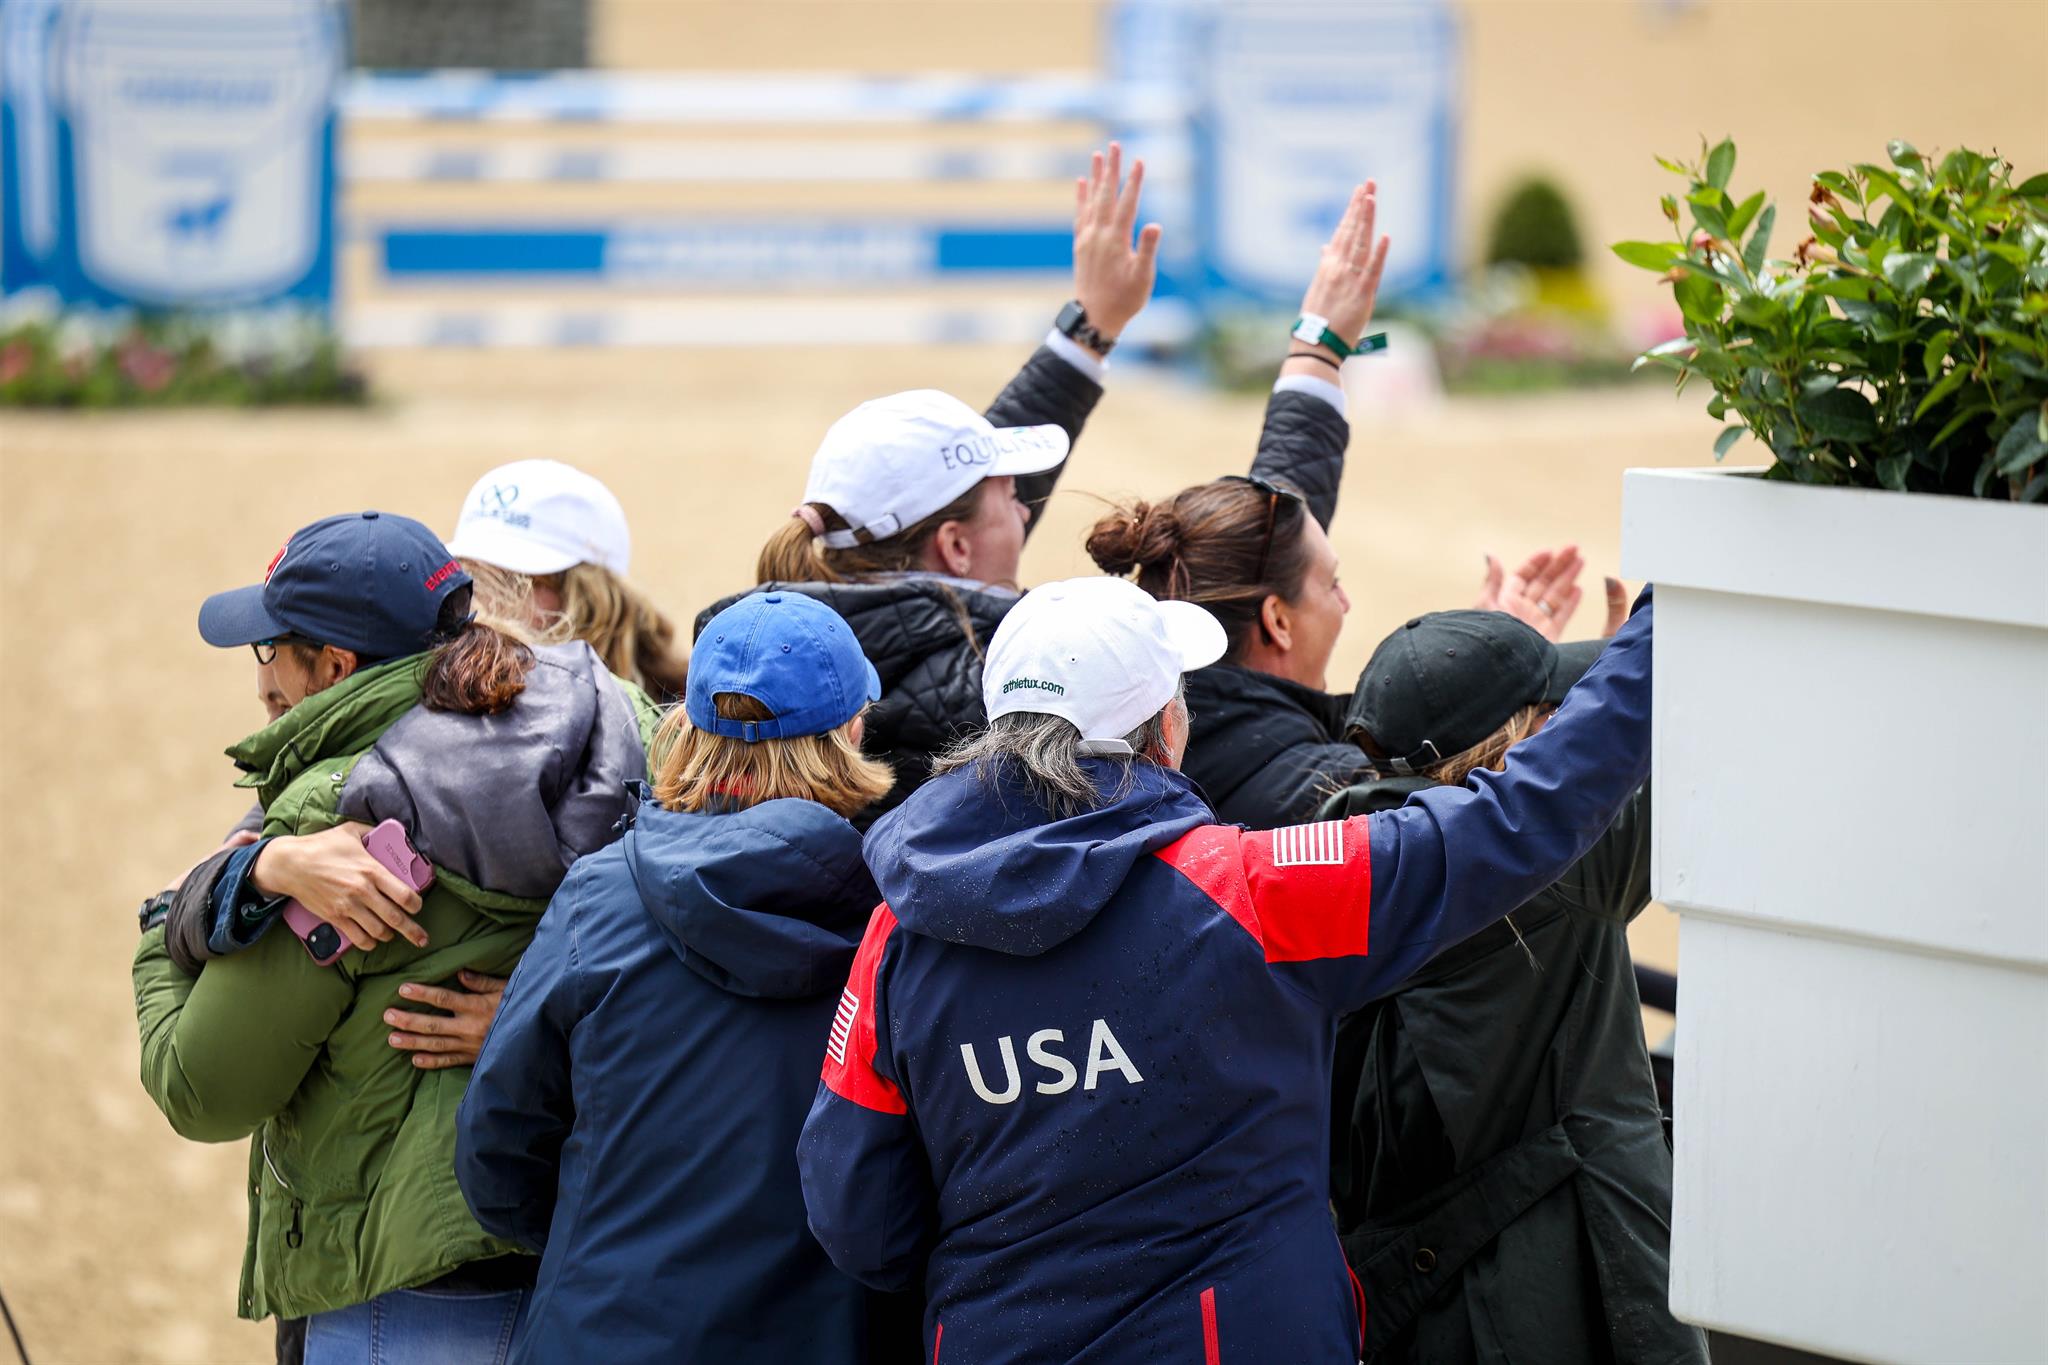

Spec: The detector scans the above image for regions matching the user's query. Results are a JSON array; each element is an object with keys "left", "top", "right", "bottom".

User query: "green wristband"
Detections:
[{"left": 1290, "top": 313, "right": 1388, "bottom": 360}]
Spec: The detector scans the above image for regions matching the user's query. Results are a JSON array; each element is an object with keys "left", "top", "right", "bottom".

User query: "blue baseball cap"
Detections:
[
  {"left": 687, "top": 591, "right": 881, "bottom": 742},
  {"left": 198, "top": 511, "right": 472, "bottom": 663}
]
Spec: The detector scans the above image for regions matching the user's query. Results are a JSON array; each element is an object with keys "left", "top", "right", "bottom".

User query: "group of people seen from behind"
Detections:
[{"left": 133, "top": 147, "right": 1703, "bottom": 1365}]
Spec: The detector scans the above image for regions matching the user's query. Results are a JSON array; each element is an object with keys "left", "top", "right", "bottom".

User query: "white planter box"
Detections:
[{"left": 1621, "top": 468, "right": 2048, "bottom": 1365}]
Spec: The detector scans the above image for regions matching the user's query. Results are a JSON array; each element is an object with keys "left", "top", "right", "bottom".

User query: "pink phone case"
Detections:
[{"left": 284, "top": 820, "right": 435, "bottom": 966}]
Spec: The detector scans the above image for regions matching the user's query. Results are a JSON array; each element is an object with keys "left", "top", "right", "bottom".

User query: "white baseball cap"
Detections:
[
  {"left": 447, "top": 459, "right": 632, "bottom": 577},
  {"left": 984, "top": 576, "right": 1228, "bottom": 747},
  {"left": 802, "top": 390, "right": 1069, "bottom": 549}
]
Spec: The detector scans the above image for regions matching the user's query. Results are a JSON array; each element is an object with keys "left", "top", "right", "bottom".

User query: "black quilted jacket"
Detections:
[
  {"left": 699, "top": 352, "right": 1350, "bottom": 824},
  {"left": 1179, "top": 388, "right": 1364, "bottom": 829}
]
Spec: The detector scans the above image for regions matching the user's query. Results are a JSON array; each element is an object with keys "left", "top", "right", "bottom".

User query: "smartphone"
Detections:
[{"left": 283, "top": 819, "right": 436, "bottom": 966}]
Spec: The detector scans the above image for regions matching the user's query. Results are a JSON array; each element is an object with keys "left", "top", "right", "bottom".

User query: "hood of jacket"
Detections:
[
  {"left": 623, "top": 795, "right": 879, "bottom": 999},
  {"left": 863, "top": 757, "right": 1215, "bottom": 957},
  {"left": 339, "top": 641, "right": 648, "bottom": 900},
  {"left": 699, "top": 577, "right": 1021, "bottom": 822}
]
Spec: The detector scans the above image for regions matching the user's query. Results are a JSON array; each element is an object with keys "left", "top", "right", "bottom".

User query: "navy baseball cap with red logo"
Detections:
[{"left": 198, "top": 511, "right": 472, "bottom": 663}]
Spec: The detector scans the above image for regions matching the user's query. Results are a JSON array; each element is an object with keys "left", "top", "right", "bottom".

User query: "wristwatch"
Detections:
[
  {"left": 1055, "top": 300, "right": 1117, "bottom": 356},
  {"left": 138, "top": 889, "right": 176, "bottom": 935},
  {"left": 1291, "top": 312, "right": 1389, "bottom": 360}
]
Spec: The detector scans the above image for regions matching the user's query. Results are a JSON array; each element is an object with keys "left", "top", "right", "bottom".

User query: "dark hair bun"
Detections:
[{"left": 1086, "top": 500, "right": 1182, "bottom": 579}]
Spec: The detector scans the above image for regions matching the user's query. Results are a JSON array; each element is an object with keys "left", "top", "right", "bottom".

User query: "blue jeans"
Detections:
[{"left": 302, "top": 1284, "right": 528, "bottom": 1365}]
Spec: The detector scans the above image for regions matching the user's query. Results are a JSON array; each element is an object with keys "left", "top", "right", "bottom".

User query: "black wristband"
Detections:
[
  {"left": 1287, "top": 349, "right": 1342, "bottom": 371},
  {"left": 1055, "top": 299, "right": 1116, "bottom": 357},
  {"left": 139, "top": 890, "right": 176, "bottom": 936}
]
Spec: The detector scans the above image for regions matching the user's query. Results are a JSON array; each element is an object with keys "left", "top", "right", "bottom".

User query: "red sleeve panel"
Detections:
[
  {"left": 1240, "top": 817, "right": 1372, "bottom": 961},
  {"left": 1157, "top": 818, "right": 1373, "bottom": 963},
  {"left": 821, "top": 903, "right": 908, "bottom": 1115}
]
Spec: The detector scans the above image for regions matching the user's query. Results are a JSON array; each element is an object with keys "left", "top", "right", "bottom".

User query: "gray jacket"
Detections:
[
  {"left": 342, "top": 641, "right": 646, "bottom": 899},
  {"left": 164, "top": 642, "right": 647, "bottom": 973}
]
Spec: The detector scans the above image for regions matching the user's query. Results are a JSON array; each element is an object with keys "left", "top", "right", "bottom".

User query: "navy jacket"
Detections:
[
  {"left": 456, "top": 794, "right": 887, "bottom": 1365},
  {"left": 798, "top": 595, "right": 1654, "bottom": 1364}
]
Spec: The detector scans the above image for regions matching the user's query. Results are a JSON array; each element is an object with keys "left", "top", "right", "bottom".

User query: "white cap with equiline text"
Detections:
[{"left": 800, "top": 390, "right": 1069, "bottom": 548}]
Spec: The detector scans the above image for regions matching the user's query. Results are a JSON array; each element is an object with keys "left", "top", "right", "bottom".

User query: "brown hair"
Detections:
[
  {"left": 464, "top": 559, "right": 688, "bottom": 700},
  {"left": 1404, "top": 704, "right": 1551, "bottom": 787},
  {"left": 652, "top": 692, "right": 894, "bottom": 818},
  {"left": 420, "top": 586, "right": 533, "bottom": 715},
  {"left": 755, "top": 485, "right": 987, "bottom": 586},
  {"left": 1087, "top": 479, "right": 1315, "bottom": 663},
  {"left": 1410, "top": 703, "right": 1553, "bottom": 970},
  {"left": 280, "top": 584, "right": 532, "bottom": 715}
]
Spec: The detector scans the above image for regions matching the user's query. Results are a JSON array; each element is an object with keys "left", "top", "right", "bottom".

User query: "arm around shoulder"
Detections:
[
  {"left": 1359, "top": 591, "right": 1655, "bottom": 996},
  {"left": 1196, "top": 592, "right": 1654, "bottom": 1013}
]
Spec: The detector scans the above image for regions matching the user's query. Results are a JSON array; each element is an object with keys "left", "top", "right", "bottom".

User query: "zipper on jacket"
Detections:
[
  {"left": 261, "top": 1136, "right": 304, "bottom": 1250},
  {"left": 1200, "top": 1286, "right": 1219, "bottom": 1365},
  {"left": 260, "top": 1136, "right": 293, "bottom": 1191}
]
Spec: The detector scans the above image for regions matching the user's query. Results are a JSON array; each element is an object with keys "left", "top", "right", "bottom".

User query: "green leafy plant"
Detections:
[
  {"left": 1487, "top": 176, "right": 1585, "bottom": 271},
  {"left": 0, "top": 309, "right": 367, "bottom": 408},
  {"left": 1613, "top": 138, "right": 2048, "bottom": 500}
]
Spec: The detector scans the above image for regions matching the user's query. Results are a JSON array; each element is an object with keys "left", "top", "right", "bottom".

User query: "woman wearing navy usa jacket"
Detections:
[
  {"left": 455, "top": 590, "right": 906, "bottom": 1364},
  {"left": 797, "top": 574, "right": 1655, "bottom": 1364}
]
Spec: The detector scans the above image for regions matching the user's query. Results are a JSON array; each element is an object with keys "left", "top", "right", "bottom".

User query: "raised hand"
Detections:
[
  {"left": 1298, "top": 181, "right": 1392, "bottom": 348},
  {"left": 1071, "top": 142, "right": 1163, "bottom": 349},
  {"left": 1475, "top": 546, "right": 1590, "bottom": 643}
]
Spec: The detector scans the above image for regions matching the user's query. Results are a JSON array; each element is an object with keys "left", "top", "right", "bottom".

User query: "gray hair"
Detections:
[{"left": 934, "top": 689, "right": 1184, "bottom": 819}]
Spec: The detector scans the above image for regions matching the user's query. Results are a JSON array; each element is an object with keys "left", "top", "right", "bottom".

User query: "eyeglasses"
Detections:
[
  {"left": 250, "top": 636, "right": 311, "bottom": 666},
  {"left": 1218, "top": 474, "right": 1303, "bottom": 585}
]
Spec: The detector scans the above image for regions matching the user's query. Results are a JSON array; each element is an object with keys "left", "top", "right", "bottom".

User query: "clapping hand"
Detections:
[
  {"left": 1071, "top": 142, "right": 1162, "bottom": 351},
  {"left": 1476, "top": 547, "right": 1628, "bottom": 641}
]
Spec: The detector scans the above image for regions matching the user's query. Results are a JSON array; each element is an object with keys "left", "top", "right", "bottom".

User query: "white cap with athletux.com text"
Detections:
[
  {"left": 984, "top": 576, "right": 1228, "bottom": 744},
  {"left": 447, "top": 459, "right": 633, "bottom": 578},
  {"left": 801, "top": 390, "right": 1070, "bottom": 549}
]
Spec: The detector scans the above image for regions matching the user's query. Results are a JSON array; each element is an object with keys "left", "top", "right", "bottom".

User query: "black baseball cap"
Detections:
[
  {"left": 198, "top": 511, "right": 472, "bottom": 663},
  {"left": 1345, "top": 610, "right": 1604, "bottom": 773}
]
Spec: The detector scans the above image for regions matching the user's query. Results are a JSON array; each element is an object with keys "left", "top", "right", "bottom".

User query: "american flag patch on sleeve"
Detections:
[
  {"left": 827, "top": 988, "right": 860, "bottom": 1066},
  {"left": 1271, "top": 820, "right": 1346, "bottom": 868}
]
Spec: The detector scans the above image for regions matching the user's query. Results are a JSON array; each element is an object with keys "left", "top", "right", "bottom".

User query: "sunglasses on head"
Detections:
[{"left": 1217, "top": 474, "right": 1305, "bottom": 585}]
